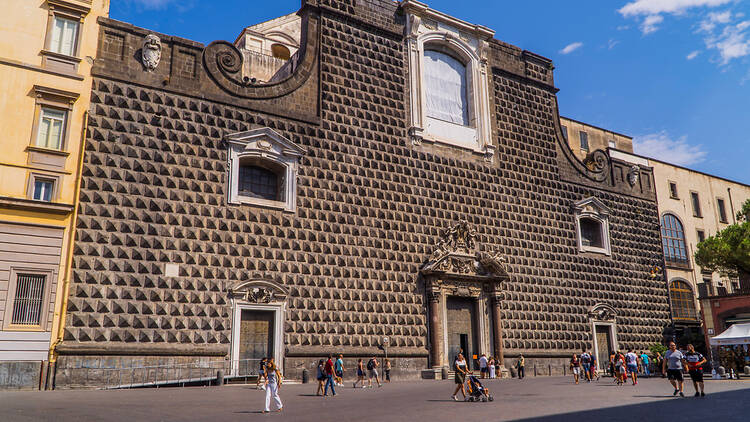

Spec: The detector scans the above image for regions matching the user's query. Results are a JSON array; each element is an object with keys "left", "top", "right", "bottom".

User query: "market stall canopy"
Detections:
[{"left": 710, "top": 323, "right": 750, "bottom": 346}]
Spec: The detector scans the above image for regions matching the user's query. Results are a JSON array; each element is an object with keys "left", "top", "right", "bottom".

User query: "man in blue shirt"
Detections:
[
  {"left": 640, "top": 351, "right": 651, "bottom": 378},
  {"left": 334, "top": 354, "right": 345, "bottom": 386}
]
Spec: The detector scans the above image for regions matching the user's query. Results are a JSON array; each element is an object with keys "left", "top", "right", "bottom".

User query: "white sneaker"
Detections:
[
  {"left": 452, "top": 395, "right": 458, "bottom": 401},
  {"left": 361, "top": 385, "right": 367, "bottom": 389}
]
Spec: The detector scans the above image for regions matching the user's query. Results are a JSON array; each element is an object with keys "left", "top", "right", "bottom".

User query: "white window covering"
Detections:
[
  {"left": 51, "top": 16, "right": 78, "bottom": 56},
  {"left": 11, "top": 274, "right": 46, "bottom": 326},
  {"left": 36, "top": 108, "right": 66, "bottom": 149},
  {"left": 424, "top": 50, "right": 469, "bottom": 126}
]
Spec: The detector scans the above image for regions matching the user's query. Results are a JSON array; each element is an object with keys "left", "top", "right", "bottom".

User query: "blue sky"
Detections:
[{"left": 114, "top": 0, "right": 750, "bottom": 184}]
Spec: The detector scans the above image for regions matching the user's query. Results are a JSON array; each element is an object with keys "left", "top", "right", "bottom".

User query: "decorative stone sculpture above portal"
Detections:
[{"left": 422, "top": 220, "right": 507, "bottom": 278}]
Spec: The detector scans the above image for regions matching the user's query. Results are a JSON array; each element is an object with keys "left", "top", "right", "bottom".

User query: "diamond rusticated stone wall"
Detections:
[{"left": 54, "top": 0, "right": 670, "bottom": 386}]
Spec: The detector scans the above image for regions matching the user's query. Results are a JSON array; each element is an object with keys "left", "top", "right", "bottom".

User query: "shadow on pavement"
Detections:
[{"left": 509, "top": 387, "right": 750, "bottom": 422}]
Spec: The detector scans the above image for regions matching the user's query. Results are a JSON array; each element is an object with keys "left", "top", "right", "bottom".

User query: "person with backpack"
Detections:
[
  {"left": 367, "top": 356, "right": 381, "bottom": 388},
  {"left": 589, "top": 352, "right": 599, "bottom": 381},
  {"left": 580, "top": 349, "right": 592, "bottom": 382},
  {"left": 316, "top": 359, "right": 326, "bottom": 396},
  {"left": 353, "top": 358, "right": 366, "bottom": 388},
  {"left": 324, "top": 354, "right": 337, "bottom": 396}
]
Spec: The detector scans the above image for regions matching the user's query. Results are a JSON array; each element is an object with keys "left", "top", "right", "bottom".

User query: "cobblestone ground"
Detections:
[{"left": 1, "top": 376, "right": 749, "bottom": 422}]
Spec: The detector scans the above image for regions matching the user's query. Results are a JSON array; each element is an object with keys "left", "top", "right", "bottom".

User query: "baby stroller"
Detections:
[{"left": 466, "top": 375, "right": 494, "bottom": 402}]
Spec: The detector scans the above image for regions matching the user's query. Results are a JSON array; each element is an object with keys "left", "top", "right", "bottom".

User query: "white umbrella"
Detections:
[{"left": 709, "top": 322, "right": 750, "bottom": 346}]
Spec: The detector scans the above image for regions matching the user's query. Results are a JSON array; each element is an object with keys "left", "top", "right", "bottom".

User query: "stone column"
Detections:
[
  {"left": 490, "top": 294, "right": 504, "bottom": 366},
  {"left": 428, "top": 290, "right": 443, "bottom": 368}
]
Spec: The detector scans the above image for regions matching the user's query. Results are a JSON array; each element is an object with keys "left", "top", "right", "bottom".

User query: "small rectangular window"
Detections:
[
  {"left": 669, "top": 182, "right": 678, "bottom": 199},
  {"left": 608, "top": 140, "right": 616, "bottom": 148},
  {"left": 696, "top": 229, "right": 705, "bottom": 243},
  {"left": 50, "top": 16, "right": 79, "bottom": 56},
  {"left": 32, "top": 179, "right": 55, "bottom": 202},
  {"left": 717, "top": 198, "right": 728, "bottom": 223},
  {"left": 561, "top": 125, "right": 568, "bottom": 140},
  {"left": 579, "top": 131, "right": 589, "bottom": 151},
  {"left": 36, "top": 107, "right": 66, "bottom": 150},
  {"left": 691, "top": 192, "right": 702, "bottom": 217},
  {"left": 10, "top": 274, "right": 46, "bottom": 326}
]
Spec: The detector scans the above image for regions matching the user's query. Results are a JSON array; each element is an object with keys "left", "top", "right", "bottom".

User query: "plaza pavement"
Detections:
[{"left": 1, "top": 375, "right": 749, "bottom": 422}]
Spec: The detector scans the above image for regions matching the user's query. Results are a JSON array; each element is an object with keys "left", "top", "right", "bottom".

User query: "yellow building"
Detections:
[
  {"left": 560, "top": 116, "right": 633, "bottom": 161},
  {"left": 0, "top": 0, "right": 109, "bottom": 389}
]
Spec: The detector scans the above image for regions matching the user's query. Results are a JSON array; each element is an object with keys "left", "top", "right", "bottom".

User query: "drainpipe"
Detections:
[{"left": 47, "top": 110, "right": 89, "bottom": 387}]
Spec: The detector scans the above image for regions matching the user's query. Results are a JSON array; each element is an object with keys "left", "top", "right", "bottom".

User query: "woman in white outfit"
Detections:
[
  {"left": 263, "top": 358, "right": 283, "bottom": 413},
  {"left": 489, "top": 356, "right": 496, "bottom": 379}
]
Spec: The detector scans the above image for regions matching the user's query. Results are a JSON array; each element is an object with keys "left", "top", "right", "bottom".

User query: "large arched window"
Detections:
[
  {"left": 423, "top": 49, "right": 469, "bottom": 126},
  {"left": 661, "top": 214, "right": 688, "bottom": 265},
  {"left": 670, "top": 280, "right": 698, "bottom": 320}
]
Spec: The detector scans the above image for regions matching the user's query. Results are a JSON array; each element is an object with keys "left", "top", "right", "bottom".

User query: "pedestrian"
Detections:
[
  {"left": 367, "top": 356, "right": 381, "bottom": 388},
  {"left": 684, "top": 344, "right": 707, "bottom": 397},
  {"left": 488, "top": 356, "right": 496, "bottom": 379},
  {"left": 580, "top": 349, "right": 592, "bottom": 382},
  {"left": 353, "top": 358, "right": 366, "bottom": 388},
  {"left": 452, "top": 353, "right": 468, "bottom": 401},
  {"left": 569, "top": 353, "right": 581, "bottom": 384},
  {"left": 256, "top": 357, "right": 267, "bottom": 390},
  {"left": 625, "top": 349, "right": 639, "bottom": 385},
  {"left": 316, "top": 359, "right": 326, "bottom": 396},
  {"left": 384, "top": 358, "right": 391, "bottom": 383},
  {"left": 614, "top": 351, "right": 626, "bottom": 385},
  {"left": 517, "top": 354, "right": 525, "bottom": 379},
  {"left": 608, "top": 351, "right": 615, "bottom": 378},
  {"left": 640, "top": 351, "right": 651, "bottom": 378},
  {"left": 262, "top": 358, "right": 283, "bottom": 413},
  {"left": 479, "top": 353, "right": 488, "bottom": 379},
  {"left": 324, "top": 354, "right": 336, "bottom": 397},
  {"left": 654, "top": 352, "right": 665, "bottom": 378},
  {"left": 663, "top": 341, "right": 685, "bottom": 397},
  {"left": 335, "top": 354, "right": 345, "bottom": 386},
  {"left": 590, "top": 352, "right": 599, "bottom": 381}
]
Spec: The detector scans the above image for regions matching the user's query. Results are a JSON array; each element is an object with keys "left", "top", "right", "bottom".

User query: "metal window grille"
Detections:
[
  {"left": 11, "top": 274, "right": 46, "bottom": 326},
  {"left": 238, "top": 165, "right": 280, "bottom": 201}
]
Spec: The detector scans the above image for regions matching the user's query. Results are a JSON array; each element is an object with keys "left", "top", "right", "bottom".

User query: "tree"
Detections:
[{"left": 694, "top": 199, "right": 750, "bottom": 282}]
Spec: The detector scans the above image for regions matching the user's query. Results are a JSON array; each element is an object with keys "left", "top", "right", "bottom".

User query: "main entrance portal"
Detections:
[
  {"left": 239, "top": 310, "right": 274, "bottom": 374},
  {"left": 595, "top": 325, "right": 612, "bottom": 370},
  {"left": 446, "top": 297, "right": 478, "bottom": 370},
  {"left": 421, "top": 221, "right": 509, "bottom": 374}
]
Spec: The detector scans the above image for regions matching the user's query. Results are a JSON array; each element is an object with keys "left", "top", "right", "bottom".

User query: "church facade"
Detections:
[{"left": 52, "top": 0, "right": 670, "bottom": 387}]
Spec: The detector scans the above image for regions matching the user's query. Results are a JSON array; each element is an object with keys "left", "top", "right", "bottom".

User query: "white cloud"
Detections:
[
  {"left": 686, "top": 50, "right": 701, "bottom": 59},
  {"left": 608, "top": 39, "right": 620, "bottom": 49},
  {"left": 618, "top": 0, "right": 732, "bottom": 17},
  {"left": 559, "top": 42, "right": 583, "bottom": 55},
  {"left": 633, "top": 131, "right": 707, "bottom": 166},
  {"left": 619, "top": 0, "right": 733, "bottom": 34},
  {"left": 130, "top": 0, "right": 174, "bottom": 10},
  {"left": 700, "top": 13, "right": 750, "bottom": 64},
  {"left": 641, "top": 15, "right": 665, "bottom": 34}
]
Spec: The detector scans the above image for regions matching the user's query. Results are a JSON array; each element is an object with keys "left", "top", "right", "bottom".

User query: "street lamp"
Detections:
[{"left": 382, "top": 336, "right": 389, "bottom": 380}]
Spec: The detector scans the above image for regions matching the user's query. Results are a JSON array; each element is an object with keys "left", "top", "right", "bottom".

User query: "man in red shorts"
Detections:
[{"left": 684, "top": 344, "right": 706, "bottom": 397}]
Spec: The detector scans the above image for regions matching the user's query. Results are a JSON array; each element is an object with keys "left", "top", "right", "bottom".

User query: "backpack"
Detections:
[
  {"left": 367, "top": 359, "right": 374, "bottom": 370},
  {"left": 581, "top": 353, "right": 591, "bottom": 364}
]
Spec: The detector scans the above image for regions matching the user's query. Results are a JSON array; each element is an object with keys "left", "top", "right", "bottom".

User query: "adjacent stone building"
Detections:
[{"left": 52, "top": 0, "right": 670, "bottom": 387}]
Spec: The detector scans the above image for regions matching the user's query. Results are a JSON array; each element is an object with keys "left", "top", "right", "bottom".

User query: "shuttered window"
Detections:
[
  {"left": 50, "top": 16, "right": 79, "bottom": 56},
  {"left": 11, "top": 274, "right": 46, "bottom": 326}
]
